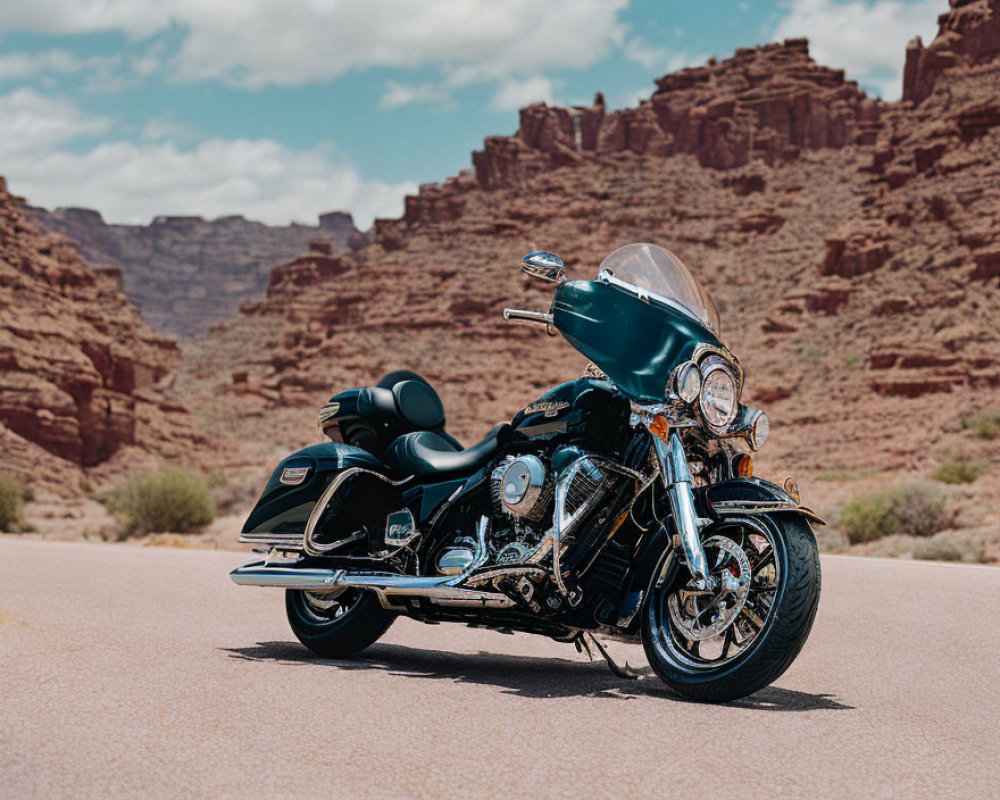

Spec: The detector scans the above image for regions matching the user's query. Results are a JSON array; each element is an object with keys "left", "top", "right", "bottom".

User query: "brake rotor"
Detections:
[{"left": 667, "top": 535, "right": 752, "bottom": 641}]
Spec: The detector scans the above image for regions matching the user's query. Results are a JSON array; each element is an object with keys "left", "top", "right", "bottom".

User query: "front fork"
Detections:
[{"left": 651, "top": 432, "right": 712, "bottom": 586}]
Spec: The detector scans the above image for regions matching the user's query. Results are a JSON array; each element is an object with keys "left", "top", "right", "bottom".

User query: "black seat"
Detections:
[{"left": 382, "top": 424, "right": 508, "bottom": 479}]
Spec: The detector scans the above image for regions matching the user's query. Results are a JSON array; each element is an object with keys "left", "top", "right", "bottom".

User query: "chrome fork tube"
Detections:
[{"left": 652, "top": 432, "right": 710, "bottom": 583}]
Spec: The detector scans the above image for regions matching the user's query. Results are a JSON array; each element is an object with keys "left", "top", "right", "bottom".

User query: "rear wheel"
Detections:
[
  {"left": 285, "top": 588, "right": 395, "bottom": 659},
  {"left": 641, "top": 514, "right": 820, "bottom": 702}
]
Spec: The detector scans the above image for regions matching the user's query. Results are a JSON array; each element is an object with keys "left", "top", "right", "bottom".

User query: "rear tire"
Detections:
[
  {"left": 285, "top": 588, "right": 395, "bottom": 659},
  {"left": 641, "top": 513, "right": 820, "bottom": 702}
]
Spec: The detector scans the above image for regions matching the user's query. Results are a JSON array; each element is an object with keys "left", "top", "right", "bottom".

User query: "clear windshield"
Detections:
[{"left": 598, "top": 243, "right": 720, "bottom": 333}]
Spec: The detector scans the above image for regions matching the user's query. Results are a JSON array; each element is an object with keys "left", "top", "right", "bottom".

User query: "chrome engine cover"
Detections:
[{"left": 493, "top": 455, "right": 551, "bottom": 521}]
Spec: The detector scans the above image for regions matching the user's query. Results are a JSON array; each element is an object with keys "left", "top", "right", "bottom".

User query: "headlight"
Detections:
[
  {"left": 669, "top": 360, "right": 702, "bottom": 403},
  {"left": 748, "top": 409, "right": 769, "bottom": 450},
  {"left": 699, "top": 367, "right": 738, "bottom": 428}
]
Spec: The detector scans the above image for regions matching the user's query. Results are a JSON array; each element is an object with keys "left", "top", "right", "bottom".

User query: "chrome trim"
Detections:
[
  {"left": 629, "top": 401, "right": 700, "bottom": 430},
  {"left": 652, "top": 432, "right": 710, "bottom": 583},
  {"left": 520, "top": 250, "right": 565, "bottom": 283},
  {"left": 231, "top": 518, "right": 516, "bottom": 607},
  {"left": 499, "top": 455, "right": 547, "bottom": 517},
  {"left": 698, "top": 359, "right": 740, "bottom": 431},
  {"left": 303, "top": 467, "right": 409, "bottom": 556},
  {"left": 599, "top": 269, "right": 712, "bottom": 330},
  {"left": 464, "top": 565, "right": 549, "bottom": 585},
  {"left": 238, "top": 530, "right": 305, "bottom": 549},
  {"left": 670, "top": 360, "right": 702, "bottom": 404},
  {"left": 691, "top": 342, "right": 743, "bottom": 385},
  {"left": 503, "top": 308, "right": 555, "bottom": 326},
  {"left": 710, "top": 500, "right": 826, "bottom": 526}
]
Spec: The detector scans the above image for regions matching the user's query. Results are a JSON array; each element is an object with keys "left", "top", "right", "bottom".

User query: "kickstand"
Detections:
[{"left": 574, "top": 632, "right": 640, "bottom": 680}]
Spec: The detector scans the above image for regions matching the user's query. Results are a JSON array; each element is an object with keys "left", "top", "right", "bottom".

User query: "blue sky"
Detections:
[{"left": 0, "top": 0, "right": 941, "bottom": 227}]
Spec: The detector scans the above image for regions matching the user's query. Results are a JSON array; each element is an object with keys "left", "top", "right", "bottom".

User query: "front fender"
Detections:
[
  {"left": 613, "top": 477, "right": 822, "bottom": 633},
  {"left": 696, "top": 478, "right": 825, "bottom": 526}
]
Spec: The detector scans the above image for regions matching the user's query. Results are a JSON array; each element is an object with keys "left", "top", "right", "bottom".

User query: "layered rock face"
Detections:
[
  {"left": 32, "top": 207, "right": 361, "bottom": 338},
  {"left": 199, "top": 1, "right": 1000, "bottom": 496},
  {"left": 0, "top": 178, "right": 201, "bottom": 480},
  {"left": 472, "top": 37, "right": 883, "bottom": 189}
]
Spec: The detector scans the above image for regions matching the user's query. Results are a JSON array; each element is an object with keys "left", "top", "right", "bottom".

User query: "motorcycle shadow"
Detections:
[{"left": 222, "top": 640, "right": 853, "bottom": 712}]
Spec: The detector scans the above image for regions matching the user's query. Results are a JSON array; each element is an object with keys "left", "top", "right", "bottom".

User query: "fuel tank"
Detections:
[{"left": 510, "top": 377, "right": 631, "bottom": 455}]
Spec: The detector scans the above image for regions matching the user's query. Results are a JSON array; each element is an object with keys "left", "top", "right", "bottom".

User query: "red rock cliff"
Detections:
[{"left": 0, "top": 177, "right": 201, "bottom": 472}]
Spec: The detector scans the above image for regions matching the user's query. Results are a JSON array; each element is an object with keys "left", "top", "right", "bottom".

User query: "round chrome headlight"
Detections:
[
  {"left": 670, "top": 360, "right": 702, "bottom": 404},
  {"left": 748, "top": 410, "right": 769, "bottom": 450},
  {"left": 699, "top": 367, "right": 738, "bottom": 428}
]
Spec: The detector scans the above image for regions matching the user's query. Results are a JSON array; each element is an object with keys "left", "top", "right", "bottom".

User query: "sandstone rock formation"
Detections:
[
  {"left": 32, "top": 207, "right": 361, "bottom": 338},
  {"left": 0, "top": 178, "right": 204, "bottom": 493},
  {"left": 191, "top": 2, "right": 999, "bottom": 544}
]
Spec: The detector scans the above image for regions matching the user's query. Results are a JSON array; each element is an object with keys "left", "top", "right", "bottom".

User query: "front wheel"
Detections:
[
  {"left": 285, "top": 588, "right": 396, "bottom": 659},
  {"left": 641, "top": 513, "right": 820, "bottom": 702}
]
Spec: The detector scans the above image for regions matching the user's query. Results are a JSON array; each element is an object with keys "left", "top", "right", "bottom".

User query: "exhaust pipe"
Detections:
[
  {"left": 229, "top": 562, "right": 514, "bottom": 608},
  {"left": 229, "top": 517, "right": 515, "bottom": 609}
]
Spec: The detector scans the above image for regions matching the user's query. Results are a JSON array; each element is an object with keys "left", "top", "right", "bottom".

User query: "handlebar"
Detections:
[
  {"left": 503, "top": 308, "right": 557, "bottom": 336},
  {"left": 503, "top": 308, "right": 554, "bottom": 325}
]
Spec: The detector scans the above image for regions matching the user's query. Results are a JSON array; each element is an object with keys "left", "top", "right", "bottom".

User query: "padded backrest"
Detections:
[
  {"left": 377, "top": 370, "right": 432, "bottom": 390},
  {"left": 392, "top": 380, "right": 445, "bottom": 430}
]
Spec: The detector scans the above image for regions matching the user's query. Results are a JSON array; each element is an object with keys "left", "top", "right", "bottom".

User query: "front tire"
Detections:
[
  {"left": 641, "top": 514, "right": 820, "bottom": 702},
  {"left": 285, "top": 588, "right": 396, "bottom": 659}
]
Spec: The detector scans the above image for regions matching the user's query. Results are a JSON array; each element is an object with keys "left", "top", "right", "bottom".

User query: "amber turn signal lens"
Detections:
[
  {"left": 733, "top": 454, "right": 754, "bottom": 478},
  {"left": 649, "top": 414, "right": 671, "bottom": 442}
]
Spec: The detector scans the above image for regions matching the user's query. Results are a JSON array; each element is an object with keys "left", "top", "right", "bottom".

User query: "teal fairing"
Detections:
[{"left": 551, "top": 278, "right": 724, "bottom": 403}]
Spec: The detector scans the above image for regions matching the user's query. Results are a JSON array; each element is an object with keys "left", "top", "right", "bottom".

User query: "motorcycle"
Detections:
[{"left": 230, "top": 243, "right": 822, "bottom": 702}]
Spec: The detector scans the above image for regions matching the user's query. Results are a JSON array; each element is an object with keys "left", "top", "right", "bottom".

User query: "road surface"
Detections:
[{"left": 1, "top": 538, "right": 997, "bottom": 799}]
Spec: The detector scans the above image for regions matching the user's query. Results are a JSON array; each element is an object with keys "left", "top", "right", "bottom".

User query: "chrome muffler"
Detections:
[{"left": 229, "top": 517, "right": 515, "bottom": 609}]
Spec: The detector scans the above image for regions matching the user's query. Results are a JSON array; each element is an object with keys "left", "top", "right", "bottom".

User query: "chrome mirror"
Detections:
[{"left": 520, "top": 250, "right": 565, "bottom": 283}]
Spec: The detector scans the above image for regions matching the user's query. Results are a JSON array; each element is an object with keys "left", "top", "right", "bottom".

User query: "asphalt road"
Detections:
[{"left": 1, "top": 538, "right": 997, "bottom": 799}]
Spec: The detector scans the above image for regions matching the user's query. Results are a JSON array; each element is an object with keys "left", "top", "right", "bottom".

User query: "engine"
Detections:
[
  {"left": 433, "top": 449, "right": 613, "bottom": 585},
  {"left": 493, "top": 455, "right": 552, "bottom": 522}
]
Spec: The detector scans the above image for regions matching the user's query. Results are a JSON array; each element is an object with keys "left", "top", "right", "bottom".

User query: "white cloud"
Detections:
[
  {"left": 140, "top": 118, "right": 200, "bottom": 142},
  {"left": 0, "top": 0, "right": 629, "bottom": 89},
  {"left": 773, "top": 0, "right": 940, "bottom": 100},
  {"left": 489, "top": 76, "right": 557, "bottom": 112},
  {"left": 0, "top": 89, "right": 413, "bottom": 227},
  {"left": 623, "top": 37, "right": 669, "bottom": 71},
  {"left": 0, "top": 89, "right": 111, "bottom": 154},
  {"left": 377, "top": 81, "right": 453, "bottom": 111},
  {"left": 0, "top": 49, "right": 120, "bottom": 80}
]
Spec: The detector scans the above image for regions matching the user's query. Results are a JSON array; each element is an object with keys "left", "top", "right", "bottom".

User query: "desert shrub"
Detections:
[
  {"left": 931, "top": 453, "right": 988, "bottom": 485},
  {"left": 107, "top": 468, "right": 215, "bottom": 535},
  {"left": 913, "top": 539, "right": 985, "bottom": 563},
  {"left": 0, "top": 475, "right": 23, "bottom": 532},
  {"left": 840, "top": 482, "right": 947, "bottom": 544},
  {"left": 960, "top": 409, "right": 1000, "bottom": 440}
]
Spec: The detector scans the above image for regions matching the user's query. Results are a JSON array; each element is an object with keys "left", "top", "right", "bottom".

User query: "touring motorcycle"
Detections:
[{"left": 230, "top": 243, "right": 822, "bottom": 702}]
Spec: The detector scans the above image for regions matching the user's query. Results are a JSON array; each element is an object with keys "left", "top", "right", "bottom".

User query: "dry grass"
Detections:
[
  {"left": 912, "top": 539, "right": 986, "bottom": 563},
  {"left": 931, "top": 453, "right": 988, "bottom": 485},
  {"left": 839, "top": 482, "right": 947, "bottom": 544}
]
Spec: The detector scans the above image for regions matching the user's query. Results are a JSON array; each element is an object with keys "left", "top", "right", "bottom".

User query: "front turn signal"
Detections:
[
  {"left": 733, "top": 454, "right": 754, "bottom": 478},
  {"left": 649, "top": 414, "right": 671, "bottom": 442}
]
